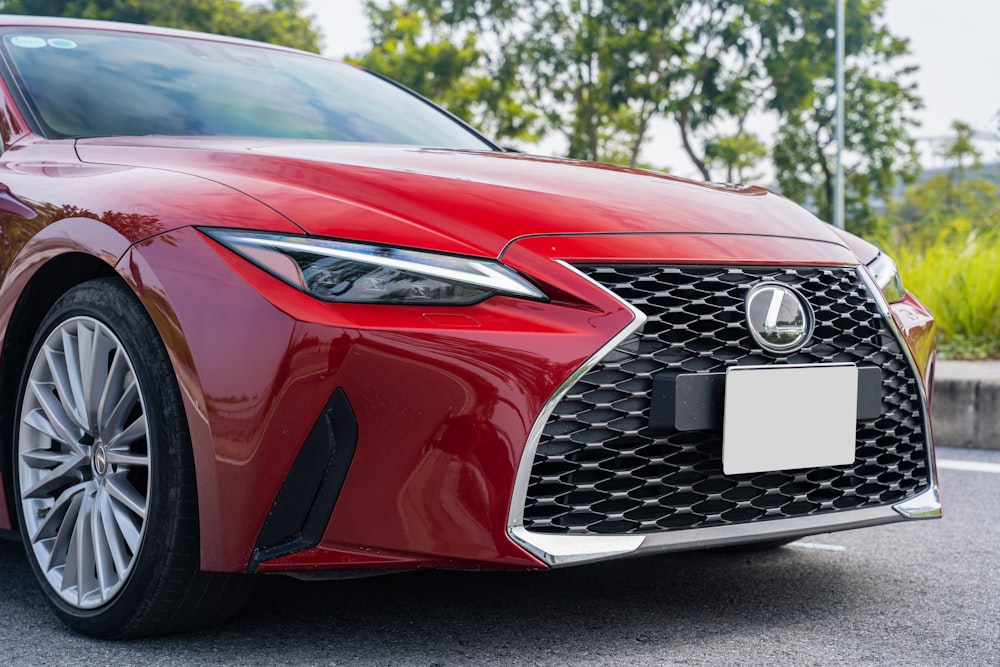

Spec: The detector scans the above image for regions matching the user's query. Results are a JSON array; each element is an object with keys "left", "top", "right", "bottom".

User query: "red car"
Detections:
[{"left": 0, "top": 17, "right": 938, "bottom": 638}]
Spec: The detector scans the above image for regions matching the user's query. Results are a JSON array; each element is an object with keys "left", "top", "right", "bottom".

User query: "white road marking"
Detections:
[
  {"left": 937, "top": 458, "right": 1000, "bottom": 474},
  {"left": 788, "top": 541, "right": 846, "bottom": 552}
]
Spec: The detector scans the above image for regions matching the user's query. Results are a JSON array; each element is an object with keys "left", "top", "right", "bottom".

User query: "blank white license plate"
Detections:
[{"left": 722, "top": 364, "right": 858, "bottom": 475}]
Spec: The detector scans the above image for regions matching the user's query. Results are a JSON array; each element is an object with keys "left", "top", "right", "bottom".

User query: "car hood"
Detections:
[{"left": 76, "top": 137, "right": 847, "bottom": 258}]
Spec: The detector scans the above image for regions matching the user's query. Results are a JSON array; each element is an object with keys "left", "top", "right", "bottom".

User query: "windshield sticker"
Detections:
[
  {"left": 47, "top": 38, "right": 78, "bottom": 49},
  {"left": 9, "top": 36, "right": 47, "bottom": 49}
]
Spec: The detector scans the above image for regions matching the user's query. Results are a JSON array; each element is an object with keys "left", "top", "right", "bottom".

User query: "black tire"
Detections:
[{"left": 12, "top": 278, "right": 247, "bottom": 638}]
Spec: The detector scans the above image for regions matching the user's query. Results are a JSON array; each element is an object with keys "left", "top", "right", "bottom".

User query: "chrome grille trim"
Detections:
[
  {"left": 507, "top": 262, "right": 647, "bottom": 530},
  {"left": 856, "top": 266, "right": 940, "bottom": 519}
]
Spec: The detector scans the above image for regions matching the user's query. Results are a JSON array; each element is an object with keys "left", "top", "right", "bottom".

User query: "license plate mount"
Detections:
[{"left": 722, "top": 364, "right": 858, "bottom": 475}]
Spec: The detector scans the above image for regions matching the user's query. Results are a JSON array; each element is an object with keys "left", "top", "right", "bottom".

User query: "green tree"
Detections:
[
  {"left": 877, "top": 118, "right": 1000, "bottom": 247},
  {"left": 758, "top": 0, "right": 921, "bottom": 235},
  {"left": 661, "top": 1, "right": 760, "bottom": 178},
  {"left": 350, "top": 1, "right": 538, "bottom": 143},
  {"left": 704, "top": 131, "right": 767, "bottom": 183},
  {"left": 880, "top": 173, "right": 1000, "bottom": 249},
  {"left": 939, "top": 120, "right": 982, "bottom": 176},
  {"left": 355, "top": 0, "right": 692, "bottom": 164},
  {"left": 517, "top": 0, "right": 689, "bottom": 165},
  {"left": 0, "top": 0, "right": 323, "bottom": 52}
]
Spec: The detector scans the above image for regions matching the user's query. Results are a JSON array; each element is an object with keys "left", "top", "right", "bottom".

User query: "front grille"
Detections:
[{"left": 522, "top": 265, "right": 930, "bottom": 535}]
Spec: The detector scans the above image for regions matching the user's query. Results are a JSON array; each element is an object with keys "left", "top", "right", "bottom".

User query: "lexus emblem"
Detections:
[{"left": 745, "top": 282, "right": 814, "bottom": 353}]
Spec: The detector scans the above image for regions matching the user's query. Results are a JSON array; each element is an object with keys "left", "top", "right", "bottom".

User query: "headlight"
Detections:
[
  {"left": 866, "top": 252, "right": 906, "bottom": 303},
  {"left": 201, "top": 229, "right": 547, "bottom": 305}
]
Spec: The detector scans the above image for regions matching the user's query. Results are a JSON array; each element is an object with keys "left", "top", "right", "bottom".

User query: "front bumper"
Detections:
[{"left": 120, "top": 229, "right": 938, "bottom": 573}]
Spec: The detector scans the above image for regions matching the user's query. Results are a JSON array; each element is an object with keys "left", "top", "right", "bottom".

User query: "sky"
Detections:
[{"left": 305, "top": 0, "right": 1000, "bottom": 176}]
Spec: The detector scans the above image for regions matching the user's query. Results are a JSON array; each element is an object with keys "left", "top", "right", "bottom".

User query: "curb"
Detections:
[{"left": 931, "top": 361, "right": 1000, "bottom": 451}]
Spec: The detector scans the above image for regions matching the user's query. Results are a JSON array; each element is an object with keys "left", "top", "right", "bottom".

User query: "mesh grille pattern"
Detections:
[{"left": 522, "top": 266, "right": 930, "bottom": 535}]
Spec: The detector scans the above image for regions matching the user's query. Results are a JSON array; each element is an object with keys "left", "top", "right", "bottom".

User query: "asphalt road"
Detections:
[{"left": 1, "top": 445, "right": 998, "bottom": 666}]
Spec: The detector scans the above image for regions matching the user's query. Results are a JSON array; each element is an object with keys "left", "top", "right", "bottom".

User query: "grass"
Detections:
[{"left": 888, "top": 231, "right": 1000, "bottom": 359}]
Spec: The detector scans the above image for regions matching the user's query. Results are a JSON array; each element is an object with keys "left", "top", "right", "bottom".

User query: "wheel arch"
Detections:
[
  {"left": 0, "top": 252, "right": 120, "bottom": 530},
  {"left": 0, "top": 214, "right": 144, "bottom": 531}
]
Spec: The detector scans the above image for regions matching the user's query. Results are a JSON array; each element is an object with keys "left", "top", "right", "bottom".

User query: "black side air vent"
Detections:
[{"left": 248, "top": 388, "right": 358, "bottom": 571}]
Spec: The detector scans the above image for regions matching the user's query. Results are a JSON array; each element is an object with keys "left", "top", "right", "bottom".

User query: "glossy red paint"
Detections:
[
  {"left": 76, "top": 138, "right": 846, "bottom": 258},
  {"left": 501, "top": 233, "right": 859, "bottom": 270},
  {"left": 0, "top": 136, "right": 301, "bottom": 537},
  {"left": 257, "top": 233, "right": 874, "bottom": 572},
  {"left": 0, "top": 139, "right": 938, "bottom": 569},
  {"left": 829, "top": 225, "right": 881, "bottom": 266},
  {"left": 120, "top": 227, "right": 636, "bottom": 570},
  {"left": 890, "top": 293, "right": 936, "bottom": 391}
]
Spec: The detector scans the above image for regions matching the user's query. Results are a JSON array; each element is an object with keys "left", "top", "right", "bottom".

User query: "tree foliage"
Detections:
[
  {"left": 351, "top": 1, "right": 538, "bottom": 142},
  {"left": 356, "top": 1, "right": 693, "bottom": 163},
  {"left": 705, "top": 131, "right": 767, "bottom": 183},
  {"left": 357, "top": 0, "right": 922, "bottom": 233},
  {"left": 880, "top": 173, "right": 1000, "bottom": 248},
  {"left": 761, "top": 1, "right": 921, "bottom": 234},
  {"left": 0, "top": 0, "right": 323, "bottom": 52},
  {"left": 874, "top": 119, "right": 999, "bottom": 249},
  {"left": 939, "top": 120, "right": 982, "bottom": 176},
  {"left": 881, "top": 181, "right": 1000, "bottom": 360}
]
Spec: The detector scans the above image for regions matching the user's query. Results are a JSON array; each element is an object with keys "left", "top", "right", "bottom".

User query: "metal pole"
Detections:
[{"left": 834, "top": 0, "right": 845, "bottom": 229}]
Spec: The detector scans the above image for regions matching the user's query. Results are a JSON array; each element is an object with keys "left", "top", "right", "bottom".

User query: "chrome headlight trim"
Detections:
[
  {"left": 201, "top": 228, "right": 547, "bottom": 304},
  {"left": 866, "top": 252, "right": 906, "bottom": 303}
]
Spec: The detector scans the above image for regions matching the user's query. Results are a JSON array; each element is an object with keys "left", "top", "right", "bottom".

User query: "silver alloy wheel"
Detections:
[{"left": 17, "top": 316, "right": 151, "bottom": 609}]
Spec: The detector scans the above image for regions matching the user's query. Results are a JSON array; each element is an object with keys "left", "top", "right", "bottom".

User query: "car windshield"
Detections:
[{"left": 0, "top": 27, "right": 492, "bottom": 149}]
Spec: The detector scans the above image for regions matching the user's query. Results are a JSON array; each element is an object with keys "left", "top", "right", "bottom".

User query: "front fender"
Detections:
[
  {"left": 117, "top": 227, "right": 324, "bottom": 571},
  {"left": 0, "top": 217, "right": 133, "bottom": 531}
]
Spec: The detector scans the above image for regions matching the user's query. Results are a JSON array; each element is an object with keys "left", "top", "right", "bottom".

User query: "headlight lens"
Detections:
[
  {"left": 866, "top": 252, "right": 906, "bottom": 303},
  {"left": 202, "top": 229, "right": 547, "bottom": 305}
]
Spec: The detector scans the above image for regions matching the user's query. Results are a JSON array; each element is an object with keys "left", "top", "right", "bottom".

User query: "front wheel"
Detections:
[{"left": 13, "top": 278, "right": 246, "bottom": 638}]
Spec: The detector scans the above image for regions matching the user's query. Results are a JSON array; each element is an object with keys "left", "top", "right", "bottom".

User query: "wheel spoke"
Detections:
[
  {"left": 110, "top": 493, "right": 142, "bottom": 553},
  {"left": 107, "top": 415, "right": 147, "bottom": 451},
  {"left": 21, "top": 454, "right": 86, "bottom": 500},
  {"left": 91, "top": 490, "right": 116, "bottom": 597},
  {"left": 59, "top": 328, "right": 90, "bottom": 430},
  {"left": 43, "top": 345, "right": 88, "bottom": 432},
  {"left": 106, "top": 472, "right": 147, "bottom": 520},
  {"left": 96, "top": 488, "right": 131, "bottom": 576},
  {"left": 100, "top": 373, "right": 139, "bottom": 443},
  {"left": 20, "top": 445, "right": 75, "bottom": 470},
  {"left": 23, "top": 406, "right": 67, "bottom": 445},
  {"left": 63, "top": 492, "right": 98, "bottom": 606},
  {"left": 45, "top": 489, "right": 84, "bottom": 574},
  {"left": 29, "top": 380, "right": 84, "bottom": 453},
  {"left": 82, "top": 325, "right": 116, "bottom": 432},
  {"left": 30, "top": 481, "right": 87, "bottom": 544},
  {"left": 106, "top": 449, "right": 149, "bottom": 468}
]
